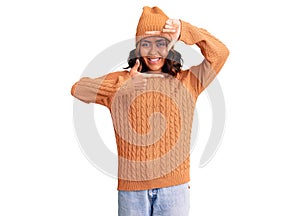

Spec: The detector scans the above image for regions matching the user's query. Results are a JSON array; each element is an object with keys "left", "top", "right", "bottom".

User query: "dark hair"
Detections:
[{"left": 124, "top": 48, "right": 183, "bottom": 77}]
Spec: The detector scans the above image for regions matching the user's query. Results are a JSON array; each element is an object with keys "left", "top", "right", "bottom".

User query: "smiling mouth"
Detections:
[{"left": 147, "top": 57, "right": 161, "bottom": 63}]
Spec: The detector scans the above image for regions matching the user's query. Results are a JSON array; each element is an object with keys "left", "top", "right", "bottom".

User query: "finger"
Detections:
[
  {"left": 162, "top": 28, "right": 176, "bottom": 33},
  {"left": 134, "top": 81, "right": 147, "bottom": 90},
  {"left": 142, "top": 73, "right": 165, "bottom": 78},
  {"left": 167, "top": 19, "right": 180, "bottom": 26},
  {"left": 145, "top": 30, "right": 161, "bottom": 35},
  {"left": 133, "top": 78, "right": 147, "bottom": 84},
  {"left": 166, "top": 19, "right": 173, "bottom": 25},
  {"left": 135, "top": 81, "right": 147, "bottom": 87},
  {"left": 130, "top": 59, "right": 140, "bottom": 77},
  {"left": 164, "top": 24, "right": 175, "bottom": 29},
  {"left": 135, "top": 86, "right": 147, "bottom": 91},
  {"left": 133, "top": 59, "right": 140, "bottom": 70}
]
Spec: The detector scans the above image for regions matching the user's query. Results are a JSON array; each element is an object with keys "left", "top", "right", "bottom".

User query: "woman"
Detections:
[{"left": 71, "top": 6, "right": 229, "bottom": 216}]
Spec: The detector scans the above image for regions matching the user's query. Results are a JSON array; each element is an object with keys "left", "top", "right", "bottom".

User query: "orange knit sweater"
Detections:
[{"left": 71, "top": 21, "right": 229, "bottom": 191}]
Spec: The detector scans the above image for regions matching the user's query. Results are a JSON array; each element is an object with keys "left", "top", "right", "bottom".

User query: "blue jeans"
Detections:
[{"left": 118, "top": 183, "right": 190, "bottom": 216}]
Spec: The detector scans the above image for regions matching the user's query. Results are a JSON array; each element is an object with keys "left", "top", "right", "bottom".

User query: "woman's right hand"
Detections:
[
  {"left": 128, "top": 59, "right": 147, "bottom": 91},
  {"left": 122, "top": 59, "right": 164, "bottom": 92}
]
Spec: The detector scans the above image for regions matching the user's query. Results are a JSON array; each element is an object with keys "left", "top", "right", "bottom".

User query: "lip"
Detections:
[{"left": 147, "top": 57, "right": 162, "bottom": 64}]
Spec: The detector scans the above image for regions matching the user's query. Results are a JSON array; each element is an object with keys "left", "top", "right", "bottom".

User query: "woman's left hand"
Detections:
[{"left": 146, "top": 19, "right": 181, "bottom": 51}]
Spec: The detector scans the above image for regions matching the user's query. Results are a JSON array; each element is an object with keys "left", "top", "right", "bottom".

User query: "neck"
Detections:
[{"left": 146, "top": 70, "right": 163, "bottom": 74}]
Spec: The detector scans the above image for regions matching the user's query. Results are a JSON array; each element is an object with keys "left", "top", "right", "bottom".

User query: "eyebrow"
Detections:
[{"left": 141, "top": 39, "right": 166, "bottom": 43}]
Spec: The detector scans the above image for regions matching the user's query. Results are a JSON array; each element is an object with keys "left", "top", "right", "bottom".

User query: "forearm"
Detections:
[
  {"left": 71, "top": 74, "right": 124, "bottom": 106},
  {"left": 179, "top": 20, "right": 229, "bottom": 74}
]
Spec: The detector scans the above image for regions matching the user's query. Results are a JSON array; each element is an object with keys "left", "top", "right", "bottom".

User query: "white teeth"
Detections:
[{"left": 149, "top": 58, "right": 159, "bottom": 62}]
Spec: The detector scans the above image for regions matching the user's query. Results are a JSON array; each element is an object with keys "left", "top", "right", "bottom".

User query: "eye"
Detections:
[
  {"left": 156, "top": 41, "right": 167, "bottom": 47},
  {"left": 141, "top": 42, "right": 151, "bottom": 47}
]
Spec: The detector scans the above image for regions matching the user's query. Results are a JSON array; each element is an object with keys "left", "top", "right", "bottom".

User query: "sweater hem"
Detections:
[{"left": 117, "top": 170, "right": 190, "bottom": 191}]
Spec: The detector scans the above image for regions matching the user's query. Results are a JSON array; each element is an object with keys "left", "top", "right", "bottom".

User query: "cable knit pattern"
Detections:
[{"left": 71, "top": 21, "right": 229, "bottom": 191}]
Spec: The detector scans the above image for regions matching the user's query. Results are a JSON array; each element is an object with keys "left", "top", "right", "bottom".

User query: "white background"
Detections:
[{"left": 1, "top": 0, "right": 300, "bottom": 215}]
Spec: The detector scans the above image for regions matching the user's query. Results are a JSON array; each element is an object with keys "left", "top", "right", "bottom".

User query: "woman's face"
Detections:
[{"left": 139, "top": 36, "right": 169, "bottom": 73}]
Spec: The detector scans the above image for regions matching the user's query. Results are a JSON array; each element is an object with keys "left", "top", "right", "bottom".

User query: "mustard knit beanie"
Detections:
[{"left": 136, "top": 6, "right": 171, "bottom": 45}]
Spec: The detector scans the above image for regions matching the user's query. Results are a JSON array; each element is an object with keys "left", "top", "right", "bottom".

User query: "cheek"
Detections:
[
  {"left": 139, "top": 48, "right": 148, "bottom": 57},
  {"left": 159, "top": 49, "right": 169, "bottom": 58}
]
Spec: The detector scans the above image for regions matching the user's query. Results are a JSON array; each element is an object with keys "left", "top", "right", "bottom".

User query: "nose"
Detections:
[{"left": 149, "top": 44, "right": 158, "bottom": 55}]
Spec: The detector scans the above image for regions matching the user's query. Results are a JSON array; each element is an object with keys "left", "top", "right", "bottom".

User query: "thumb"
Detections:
[{"left": 130, "top": 59, "right": 141, "bottom": 77}]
